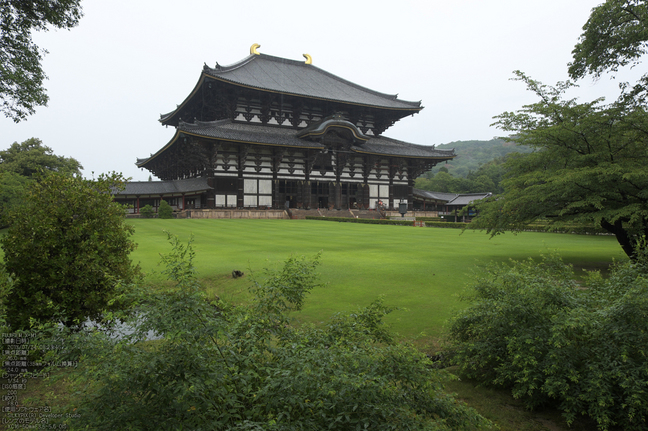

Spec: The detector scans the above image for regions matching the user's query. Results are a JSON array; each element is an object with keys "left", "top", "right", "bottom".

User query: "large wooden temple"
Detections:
[{"left": 120, "top": 45, "right": 455, "bottom": 213}]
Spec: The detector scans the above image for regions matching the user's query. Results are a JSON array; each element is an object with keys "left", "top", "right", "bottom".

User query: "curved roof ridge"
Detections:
[{"left": 207, "top": 54, "right": 257, "bottom": 73}]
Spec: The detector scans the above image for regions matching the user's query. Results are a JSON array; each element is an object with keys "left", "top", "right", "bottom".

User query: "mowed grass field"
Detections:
[{"left": 129, "top": 219, "right": 626, "bottom": 342}]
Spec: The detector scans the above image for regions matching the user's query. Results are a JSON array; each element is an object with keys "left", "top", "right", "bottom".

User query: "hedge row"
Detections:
[
  {"left": 413, "top": 217, "right": 445, "bottom": 222},
  {"left": 425, "top": 222, "right": 474, "bottom": 229},
  {"left": 305, "top": 216, "right": 414, "bottom": 226},
  {"left": 523, "top": 225, "right": 608, "bottom": 235},
  {"left": 303, "top": 216, "right": 607, "bottom": 235}
]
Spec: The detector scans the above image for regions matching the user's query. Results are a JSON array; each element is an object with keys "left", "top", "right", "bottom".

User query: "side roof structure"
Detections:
[
  {"left": 116, "top": 177, "right": 212, "bottom": 196},
  {"left": 446, "top": 193, "right": 492, "bottom": 206}
]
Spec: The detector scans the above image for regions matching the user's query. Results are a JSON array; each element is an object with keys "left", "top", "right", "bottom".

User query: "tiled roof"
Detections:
[
  {"left": 150, "top": 120, "right": 454, "bottom": 161},
  {"left": 116, "top": 177, "right": 212, "bottom": 196},
  {"left": 178, "top": 120, "right": 324, "bottom": 149},
  {"left": 447, "top": 193, "right": 492, "bottom": 206},
  {"left": 413, "top": 189, "right": 459, "bottom": 202},
  {"left": 203, "top": 54, "right": 422, "bottom": 110}
]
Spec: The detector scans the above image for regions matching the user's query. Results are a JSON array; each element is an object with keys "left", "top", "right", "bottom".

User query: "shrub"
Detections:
[
  {"left": 447, "top": 253, "right": 648, "bottom": 430},
  {"left": 158, "top": 199, "right": 173, "bottom": 219},
  {"left": 1, "top": 172, "right": 140, "bottom": 330},
  {"left": 59, "top": 234, "right": 491, "bottom": 430},
  {"left": 139, "top": 204, "right": 154, "bottom": 218}
]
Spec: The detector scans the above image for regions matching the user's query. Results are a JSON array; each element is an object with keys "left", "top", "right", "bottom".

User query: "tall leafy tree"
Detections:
[
  {"left": 0, "top": 138, "right": 82, "bottom": 224},
  {"left": 473, "top": 72, "right": 648, "bottom": 259},
  {"left": 0, "top": 0, "right": 83, "bottom": 122},
  {"left": 473, "top": 0, "right": 648, "bottom": 259},
  {"left": 0, "top": 137, "right": 82, "bottom": 176},
  {"left": 1, "top": 172, "right": 139, "bottom": 330}
]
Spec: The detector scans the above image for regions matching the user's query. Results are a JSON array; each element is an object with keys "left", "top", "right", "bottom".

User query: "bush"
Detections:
[
  {"left": 58, "top": 234, "right": 491, "bottom": 430},
  {"left": 447, "top": 253, "right": 648, "bottom": 430},
  {"left": 1, "top": 172, "right": 140, "bottom": 330},
  {"left": 139, "top": 204, "right": 154, "bottom": 218},
  {"left": 158, "top": 199, "right": 173, "bottom": 219}
]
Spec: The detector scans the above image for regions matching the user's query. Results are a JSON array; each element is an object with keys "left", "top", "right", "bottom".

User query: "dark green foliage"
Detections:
[
  {"left": 0, "top": 264, "right": 12, "bottom": 329},
  {"left": 0, "top": 138, "right": 82, "bottom": 224},
  {"left": 157, "top": 199, "right": 173, "bottom": 219},
  {"left": 60, "top": 234, "right": 491, "bottom": 430},
  {"left": 139, "top": 204, "right": 154, "bottom": 218},
  {"left": 474, "top": 72, "right": 648, "bottom": 259},
  {"left": 0, "top": 171, "right": 29, "bottom": 226},
  {"left": 0, "top": 138, "right": 82, "bottom": 177},
  {"left": 447, "top": 253, "right": 648, "bottom": 430},
  {"left": 0, "top": 0, "right": 83, "bottom": 121},
  {"left": 1, "top": 172, "right": 139, "bottom": 330}
]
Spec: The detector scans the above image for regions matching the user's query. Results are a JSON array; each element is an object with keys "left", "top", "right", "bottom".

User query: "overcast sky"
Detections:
[{"left": 1, "top": 0, "right": 641, "bottom": 181}]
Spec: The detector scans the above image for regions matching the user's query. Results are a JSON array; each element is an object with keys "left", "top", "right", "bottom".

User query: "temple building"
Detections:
[{"left": 116, "top": 45, "right": 455, "bottom": 213}]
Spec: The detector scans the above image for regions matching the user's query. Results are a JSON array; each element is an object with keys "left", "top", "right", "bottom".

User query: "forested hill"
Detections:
[{"left": 431, "top": 138, "right": 531, "bottom": 178}]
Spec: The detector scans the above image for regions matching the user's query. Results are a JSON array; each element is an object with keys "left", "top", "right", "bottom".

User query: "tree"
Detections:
[
  {"left": 1, "top": 172, "right": 140, "bottom": 330},
  {"left": 0, "top": 0, "right": 83, "bottom": 122},
  {"left": 569, "top": 0, "right": 648, "bottom": 95},
  {"left": 0, "top": 138, "right": 82, "bottom": 224},
  {"left": 473, "top": 72, "right": 648, "bottom": 259},
  {"left": 54, "top": 235, "right": 490, "bottom": 430},
  {"left": 0, "top": 138, "right": 82, "bottom": 176}
]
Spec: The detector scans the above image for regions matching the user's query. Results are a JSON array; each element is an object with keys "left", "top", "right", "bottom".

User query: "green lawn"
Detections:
[
  {"left": 129, "top": 219, "right": 626, "bottom": 341},
  {"left": 1, "top": 219, "right": 627, "bottom": 430}
]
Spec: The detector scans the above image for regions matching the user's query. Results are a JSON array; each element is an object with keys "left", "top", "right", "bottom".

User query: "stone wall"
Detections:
[{"left": 184, "top": 209, "right": 289, "bottom": 219}]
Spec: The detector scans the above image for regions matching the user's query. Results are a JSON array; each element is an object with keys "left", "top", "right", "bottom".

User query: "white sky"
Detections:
[{"left": 1, "top": 0, "right": 642, "bottom": 181}]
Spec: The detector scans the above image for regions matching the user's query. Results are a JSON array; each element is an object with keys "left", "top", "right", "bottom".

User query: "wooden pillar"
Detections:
[
  {"left": 304, "top": 181, "right": 311, "bottom": 209},
  {"left": 407, "top": 177, "right": 414, "bottom": 211},
  {"left": 273, "top": 180, "right": 280, "bottom": 209},
  {"left": 304, "top": 153, "right": 312, "bottom": 209},
  {"left": 388, "top": 159, "right": 395, "bottom": 210},
  {"left": 237, "top": 145, "right": 247, "bottom": 209},
  {"left": 334, "top": 182, "right": 341, "bottom": 209},
  {"left": 297, "top": 181, "right": 304, "bottom": 208},
  {"left": 361, "top": 183, "right": 370, "bottom": 209},
  {"left": 136, "top": 196, "right": 140, "bottom": 214}
]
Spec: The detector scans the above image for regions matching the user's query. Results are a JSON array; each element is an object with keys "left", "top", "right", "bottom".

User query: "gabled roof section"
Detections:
[
  {"left": 297, "top": 114, "right": 369, "bottom": 144},
  {"left": 205, "top": 54, "right": 422, "bottom": 109}
]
